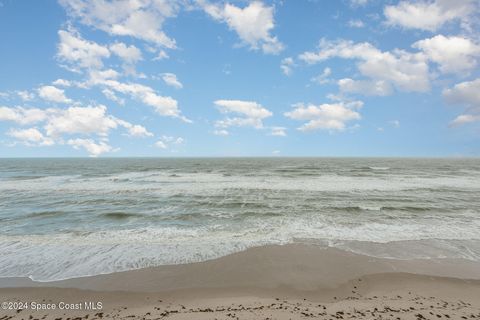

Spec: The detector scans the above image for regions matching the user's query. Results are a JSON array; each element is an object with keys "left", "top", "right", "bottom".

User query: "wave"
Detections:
[
  {"left": 1, "top": 158, "right": 480, "bottom": 281},
  {"left": 27, "top": 210, "right": 66, "bottom": 218},
  {"left": 316, "top": 205, "right": 440, "bottom": 213},
  {"left": 100, "top": 212, "right": 144, "bottom": 219},
  {"left": 0, "top": 228, "right": 479, "bottom": 282}
]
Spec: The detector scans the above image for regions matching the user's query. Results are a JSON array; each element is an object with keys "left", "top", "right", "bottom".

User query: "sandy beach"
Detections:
[{"left": 1, "top": 244, "right": 479, "bottom": 319}]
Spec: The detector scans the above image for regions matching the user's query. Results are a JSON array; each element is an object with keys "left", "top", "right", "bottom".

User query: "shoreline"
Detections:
[
  {"left": 1, "top": 244, "right": 480, "bottom": 319},
  {"left": 2, "top": 244, "right": 480, "bottom": 291}
]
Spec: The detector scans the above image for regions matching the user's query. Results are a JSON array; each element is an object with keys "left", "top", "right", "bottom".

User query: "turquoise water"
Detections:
[{"left": 1, "top": 158, "right": 479, "bottom": 281}]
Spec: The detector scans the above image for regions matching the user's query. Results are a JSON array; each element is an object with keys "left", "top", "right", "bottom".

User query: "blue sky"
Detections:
[{"left": 0, "top": 0, "right": 479, "bottom": 157}]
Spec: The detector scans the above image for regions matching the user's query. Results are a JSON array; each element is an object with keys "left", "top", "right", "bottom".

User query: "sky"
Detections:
[{"left": 0, "top": 0, "right": 479, "bottom": 157}]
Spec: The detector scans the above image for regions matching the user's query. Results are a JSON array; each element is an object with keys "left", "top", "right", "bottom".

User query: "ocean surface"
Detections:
[{"left": 0, "top": 158, "right": 479, "bottom": 281}]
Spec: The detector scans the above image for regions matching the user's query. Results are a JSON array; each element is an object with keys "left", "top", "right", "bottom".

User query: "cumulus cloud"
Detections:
[
  {"left": 214, "top": 99, "right": 273, "bottom": 133},
  {"left": 83, "top": 70, "right": 188, "bottom": 121},
  {"left": 7, "top": 128, "right": 54, "bottom": 146},
  {"left": 269, "top": 126, "right": 287, "bottom": 136},
  {"left": 338, "top": 78, "right": 393, "bottom": 96},
  {"left": 0, "top": 107, "right": 47, "bottom": 125},
  {"left": 38, "top": 85, "right": 72, "bottom": 104},
  {"left": 52, "top": 79, "right": 72, "bottom": 87},
  {"left": 350, "top": 0, "right": 370, "bottom": 6},
  {"left": 96, "top": 79, "right": 188, "bottom": 121},
  {"left": 122, "top": 123, "right": 153, "bottom": 137},
  {"left": 110, "top": 42, "right": 142, "bottom": 64},
  {"left": 161, "top": 73, "right": 183, "bottom": 89},
  {"left": 102, "top": 88, "right": 125, "bottom": 105},
  {"left": 280, "top": 57, "right": 294, "bottom": 75},
  {"left": 155, "top": 135, "right": 184, "bottom": 149},
  {"left": 59, "top": 0, "right": 180, "bottom": 48},
  {"left": 43, "top": 105, "right": 118, "bottom": 137},
  {"left": 348, "top": 19, "right": 365, "bottom": 28},
  {"left": 54, "top": 17, "right": 188, "bottom": 123},
  {"left": 284, "top": 100, "right": 363, "bottom": 131},
  {"left": 450, "top": 114, "right": 480, "bottom": 126},
  {"left": 201, "top": 1, "right": 284, "bottom": 54},
  {"left": 68, "top": 138, "right": 114, "bottom": 157},
  {"left": 58, "top": 31, "right": 144, "bottom": 77},
  {"left": 311, "top": 67, "right": 332, "bottom": 85},
  {"left": 443, "top": 78, "right": 480, "bottom": 126},
  {"left": 153, "top": 49, "right": 169, "bottom": 61},
  {"left": 154, "top": 140, "right": 167, "bottom": 149},
  {"left": 384, "top": 0, "right": 477, "bottom": 32},
  {"left": 213, "top": 129, "right": 229, "bottom": 136},
  {"left": 300, "top": 36, "right": 480, "bottom": 97},
  {"left": 299, "top": 39, "right": 430, "bottom": 94},
  {"left": 16, "top": 90, "right": 35, "bottom": 101},
  {"left": 0, "top": 104, "right": 152, "bottom": 155},
  {"left": 57, "top": 28, "right": 110, "bottom": 71},
  {"left": 413, "top": 35, "right": 480, "bottom": 74}
]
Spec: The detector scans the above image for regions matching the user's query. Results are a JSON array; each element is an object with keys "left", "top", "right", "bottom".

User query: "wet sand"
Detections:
[{"left": 1, "top": 244, "right": 479, "bottom": 319}]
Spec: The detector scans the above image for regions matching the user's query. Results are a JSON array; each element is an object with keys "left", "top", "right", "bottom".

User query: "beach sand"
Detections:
[{"left": 1, "top": 244, "right": 479, "bottom": 319}]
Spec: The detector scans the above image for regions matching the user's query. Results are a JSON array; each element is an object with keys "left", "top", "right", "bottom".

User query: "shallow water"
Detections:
[{"left": 1, "top": 158, "right": 479, "bottom": 281}]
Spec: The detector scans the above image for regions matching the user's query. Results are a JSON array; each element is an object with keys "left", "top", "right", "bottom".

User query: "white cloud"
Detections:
[
  {"left": 389, "top": 120, "right": 401, "bottom": 128},
  {"left": 110, "top": 42, "right": 142, "bottom": 64},
  {"left": 88, "top": 75, "right": 189, "bottom": 121},
  {"left": 202, "top": 1, "right": 284, "bottom": 54},
  {"left": 38, "top": 85, "right": 72, "bottom": 104},
  {"left": 124, "top": 124, "right": 153, "bottom": 137},
  {"left": 44, "top": 105, "right": 120, "bottom": 137},
  {"left": 413, "top": 35, "right": 480, "bottom": 74},
  {"left": 213, "top": 129, "right": 229, "bottom": 136},
  {"left": 299, "top": 39, "right": 430, "bottom": 94},
  {"left": 450, "top": 114, "right": 480, "bottom": 126},
  {"left": 52, "top": 79, "right": 72, "bottom": 87},
  {"left": 269, "top": 126, "right": 286, "bottom": 136},
  {"left": 7, "top": 128, "right": 54, "bottom": 146},
  {"left": 102, "top": 88, "right": 125, "bottom": 105},
  {"left": 68, "top": 138, "right": 113, "bottom": 157},
  {"left": 443, "top": 78, "right": 480, "bottom": 108},
  {"left": 56, "top": 33, "right": 188, "bottom": 121},
  {"left": 16, "top": 90, "right": 35, "bottom": 101},
  {"left": 338, "top": 78, "right": 393, "bottom": 96},
  {"left": 153, "top": 50, "right": 169, "bottom": 61},
  {"left": 384, "top": 0, "right": 477, "bottom": 32},
  {"left": 350, "top": 0, "right": 370, "bottom": 6},
  {"left": 443, "top": 78, "right": 480, "bottom": 126},
  {"left": 154, "top": 135, "right": 184, "bottom": 149},
  {"left": 0, "top": 105, "right": 153, "bottom": 154},
  {"left": 0, "top": 107, "right": 47, "bottom": 125},
  {"left": 161, "top": 73, "right": 183, "bottom": 89},
  {"left": 215, "top": 99, "right": 272, "bottom": 120},
  {"left": 154, "top": 140, "right": 167, "bottom": 149},
  {"left": 280, "top": 57, "right": 294, "bottom": 75},
  {"left": 160, "top": 135, "right": 184, "bottom": 144},
  {"left": 107, "top": 81, "right": 185, "bottom": 120},
  {"left": 88, "top": 69, "right": 121, "bottom": 83},
  {"left": 284, "top": 100, "right": 362, "bottom": 131},
  {"left": 214, "top": 99, "right": 272, "bottom": 130},
  {"left": 57, "top": 28, "right": 110, "bottom": 70},
  {"left": 311, "top": 67, "right": 332, "bottom": 85},
  {"left": 54, "top": 15, "right": 188, "bottom": 124},
  {"left": 59, "top": 0, "right": 180, "bottom": 48},
  {"left": 348, "top": 19, "right": 365, "bottom": 28}
]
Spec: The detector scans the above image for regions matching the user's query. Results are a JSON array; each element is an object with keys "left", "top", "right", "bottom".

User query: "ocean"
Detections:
[{"left": 0, "top": 158, "right": 479, "bottom": 281}]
